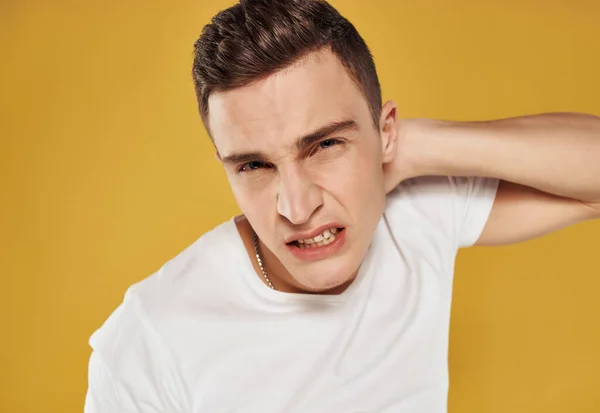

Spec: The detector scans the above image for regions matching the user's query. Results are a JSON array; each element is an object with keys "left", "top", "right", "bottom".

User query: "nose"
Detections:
[{"left": 276, "top": 165, "right": 323, "bottom": 225}]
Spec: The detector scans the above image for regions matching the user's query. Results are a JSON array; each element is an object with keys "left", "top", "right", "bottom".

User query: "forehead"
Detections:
[{"left": 208, "top": 50, "right": 371, "bottom": 156}]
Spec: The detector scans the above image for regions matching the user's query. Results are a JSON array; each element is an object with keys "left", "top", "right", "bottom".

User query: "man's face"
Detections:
[{"left": 209, "top": 49, "right": 397, "bottom": 291}]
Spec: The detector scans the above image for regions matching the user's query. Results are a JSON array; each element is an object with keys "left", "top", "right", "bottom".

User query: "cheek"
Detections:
[
  {"left": 319, "top": 146, "right": 385, "bottom": 206},
  {"left": 228, "top": 176, "right": 277, "bottom": 228},
  {"left": 228, "top": 177, "right": 260, "bottom": 214}
]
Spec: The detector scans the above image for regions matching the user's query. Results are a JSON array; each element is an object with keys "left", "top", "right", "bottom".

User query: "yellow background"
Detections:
[{"left": 1, "top": 0, "right": 599, "bottom": 412}]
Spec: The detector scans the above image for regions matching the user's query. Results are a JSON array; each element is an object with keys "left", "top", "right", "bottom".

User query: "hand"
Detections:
[
  {"left": 382, "top": 117, "right": 450, "bottom": 193},
  {"left": 382, "top": 118, "right": 423, "bottom": 194}
]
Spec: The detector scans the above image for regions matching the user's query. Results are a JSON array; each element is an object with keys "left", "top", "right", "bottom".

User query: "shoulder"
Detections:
[
  {"left": 86, "top": 218, "right": 249, "bottom": 411},
  {"left": 384, "top": 175, "right": 499, "bottom": 247},
  {"left": 385, "top": 176, "right": 455, "bottom": 222},
  {"left": 131, "top": 218, "right": 243, "bottom": 305},
  {"left": 386, "top": 175, "right": 498, "bottom": 214},
  {"left": 89, "top": 218, "right": 246, "bottom": 355},
  {"left": 87, "top": 289, "right": 190, "bottom": 411},
  {"left": 387, "top": 175, "right": 494, "bottom": 201}
]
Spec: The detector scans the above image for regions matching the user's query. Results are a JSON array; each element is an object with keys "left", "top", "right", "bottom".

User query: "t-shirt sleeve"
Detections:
[
  {"left": 386, "top": 176, "right": 499, "bottom": 249},
  {"left": 85, "top": 292, "right": 188, "bottom": 413},
  {"left": 85, "top": 351, "right": 120, "bottom": 413},
  {"left": 450, "top": 176, "right": 500, "bottom": 247}
]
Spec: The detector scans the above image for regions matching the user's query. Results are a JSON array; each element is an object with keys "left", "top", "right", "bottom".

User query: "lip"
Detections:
[
  {"left": 286, "top": 227, "right": 347, "bottom": 262},
  {"left": 284, "top": 223, "right": 345, "bottom": 243}
]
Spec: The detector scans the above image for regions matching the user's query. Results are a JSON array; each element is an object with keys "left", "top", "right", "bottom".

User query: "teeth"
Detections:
[{"left": 295, "top": 227, "right": 341, "bottom": 248}]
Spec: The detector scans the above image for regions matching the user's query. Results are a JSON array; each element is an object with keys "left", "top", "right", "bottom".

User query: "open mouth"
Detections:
[{"left": 288, "top": 227, "right": 345, "bottom": 249}]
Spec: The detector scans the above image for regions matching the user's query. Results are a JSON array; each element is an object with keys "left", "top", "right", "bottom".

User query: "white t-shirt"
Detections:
[{"left": 85, "top": 176, "right": 499, "bottom": 413}]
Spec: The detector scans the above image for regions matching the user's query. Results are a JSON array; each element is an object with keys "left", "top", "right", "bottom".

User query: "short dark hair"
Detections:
[{"left": 192, "top": 0, "right": 382, "bottom": 133}]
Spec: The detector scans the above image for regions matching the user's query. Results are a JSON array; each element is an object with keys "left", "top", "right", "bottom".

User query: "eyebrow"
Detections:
[{"left": 220, "top": 119, "right": 359, "bottom": 166}]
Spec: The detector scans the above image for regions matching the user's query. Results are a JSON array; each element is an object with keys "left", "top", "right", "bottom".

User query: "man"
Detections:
[{"left": 85, "top": 0, "right": 600, "bottom": 412}]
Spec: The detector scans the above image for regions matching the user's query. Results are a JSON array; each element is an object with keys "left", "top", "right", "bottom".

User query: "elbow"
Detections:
[{"left": 581, "top": 200, "right": 600, "bottom": 219}]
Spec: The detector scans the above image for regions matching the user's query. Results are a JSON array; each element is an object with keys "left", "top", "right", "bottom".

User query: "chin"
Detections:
[
  {"left": 281, "top": 231, "right": 368, "bottom": 292},
  {"left": 294, "top": 263, "right": 357, "bottom": 292}
]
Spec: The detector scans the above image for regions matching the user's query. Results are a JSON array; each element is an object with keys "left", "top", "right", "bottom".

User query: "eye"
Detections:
[
  {"left": 317, "top": 138, "right": 342, "bottom": 151},
  {"left": 238, "top": 160, "right": 267, "bottom": 173}
]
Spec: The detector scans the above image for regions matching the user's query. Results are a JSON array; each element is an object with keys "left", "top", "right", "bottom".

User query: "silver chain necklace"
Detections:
[{"left": 252, "top": 230, "right": 275, "bottom": 290}]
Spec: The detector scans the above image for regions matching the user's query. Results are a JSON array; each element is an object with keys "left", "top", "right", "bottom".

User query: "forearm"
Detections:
[{"left": 405, "top": 112, "right": 600, "bottom": 203}]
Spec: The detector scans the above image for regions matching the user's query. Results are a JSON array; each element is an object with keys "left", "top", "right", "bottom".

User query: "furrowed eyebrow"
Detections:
[
  {"left": 294, "top": 119, "right": 359, "bottom": 153},
  {"left": 220, "top": 118, "right": 359, "bottom": 166},
  {"left": 220, "top": 151, "right": 266, "bottom": 166}
]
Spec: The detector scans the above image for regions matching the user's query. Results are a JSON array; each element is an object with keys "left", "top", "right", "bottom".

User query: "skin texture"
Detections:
[{"left": 208, "top": 49, "right": 399, "bottom": 293}]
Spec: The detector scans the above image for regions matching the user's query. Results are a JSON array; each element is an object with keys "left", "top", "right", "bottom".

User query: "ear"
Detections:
[{"left": 379, "top": 100, "right": 399, "bottom": 163}]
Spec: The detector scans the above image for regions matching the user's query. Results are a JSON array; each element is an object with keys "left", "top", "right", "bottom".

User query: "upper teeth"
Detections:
[{"left": 297, "top": 227, "right": 339, "bottom": 244}]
